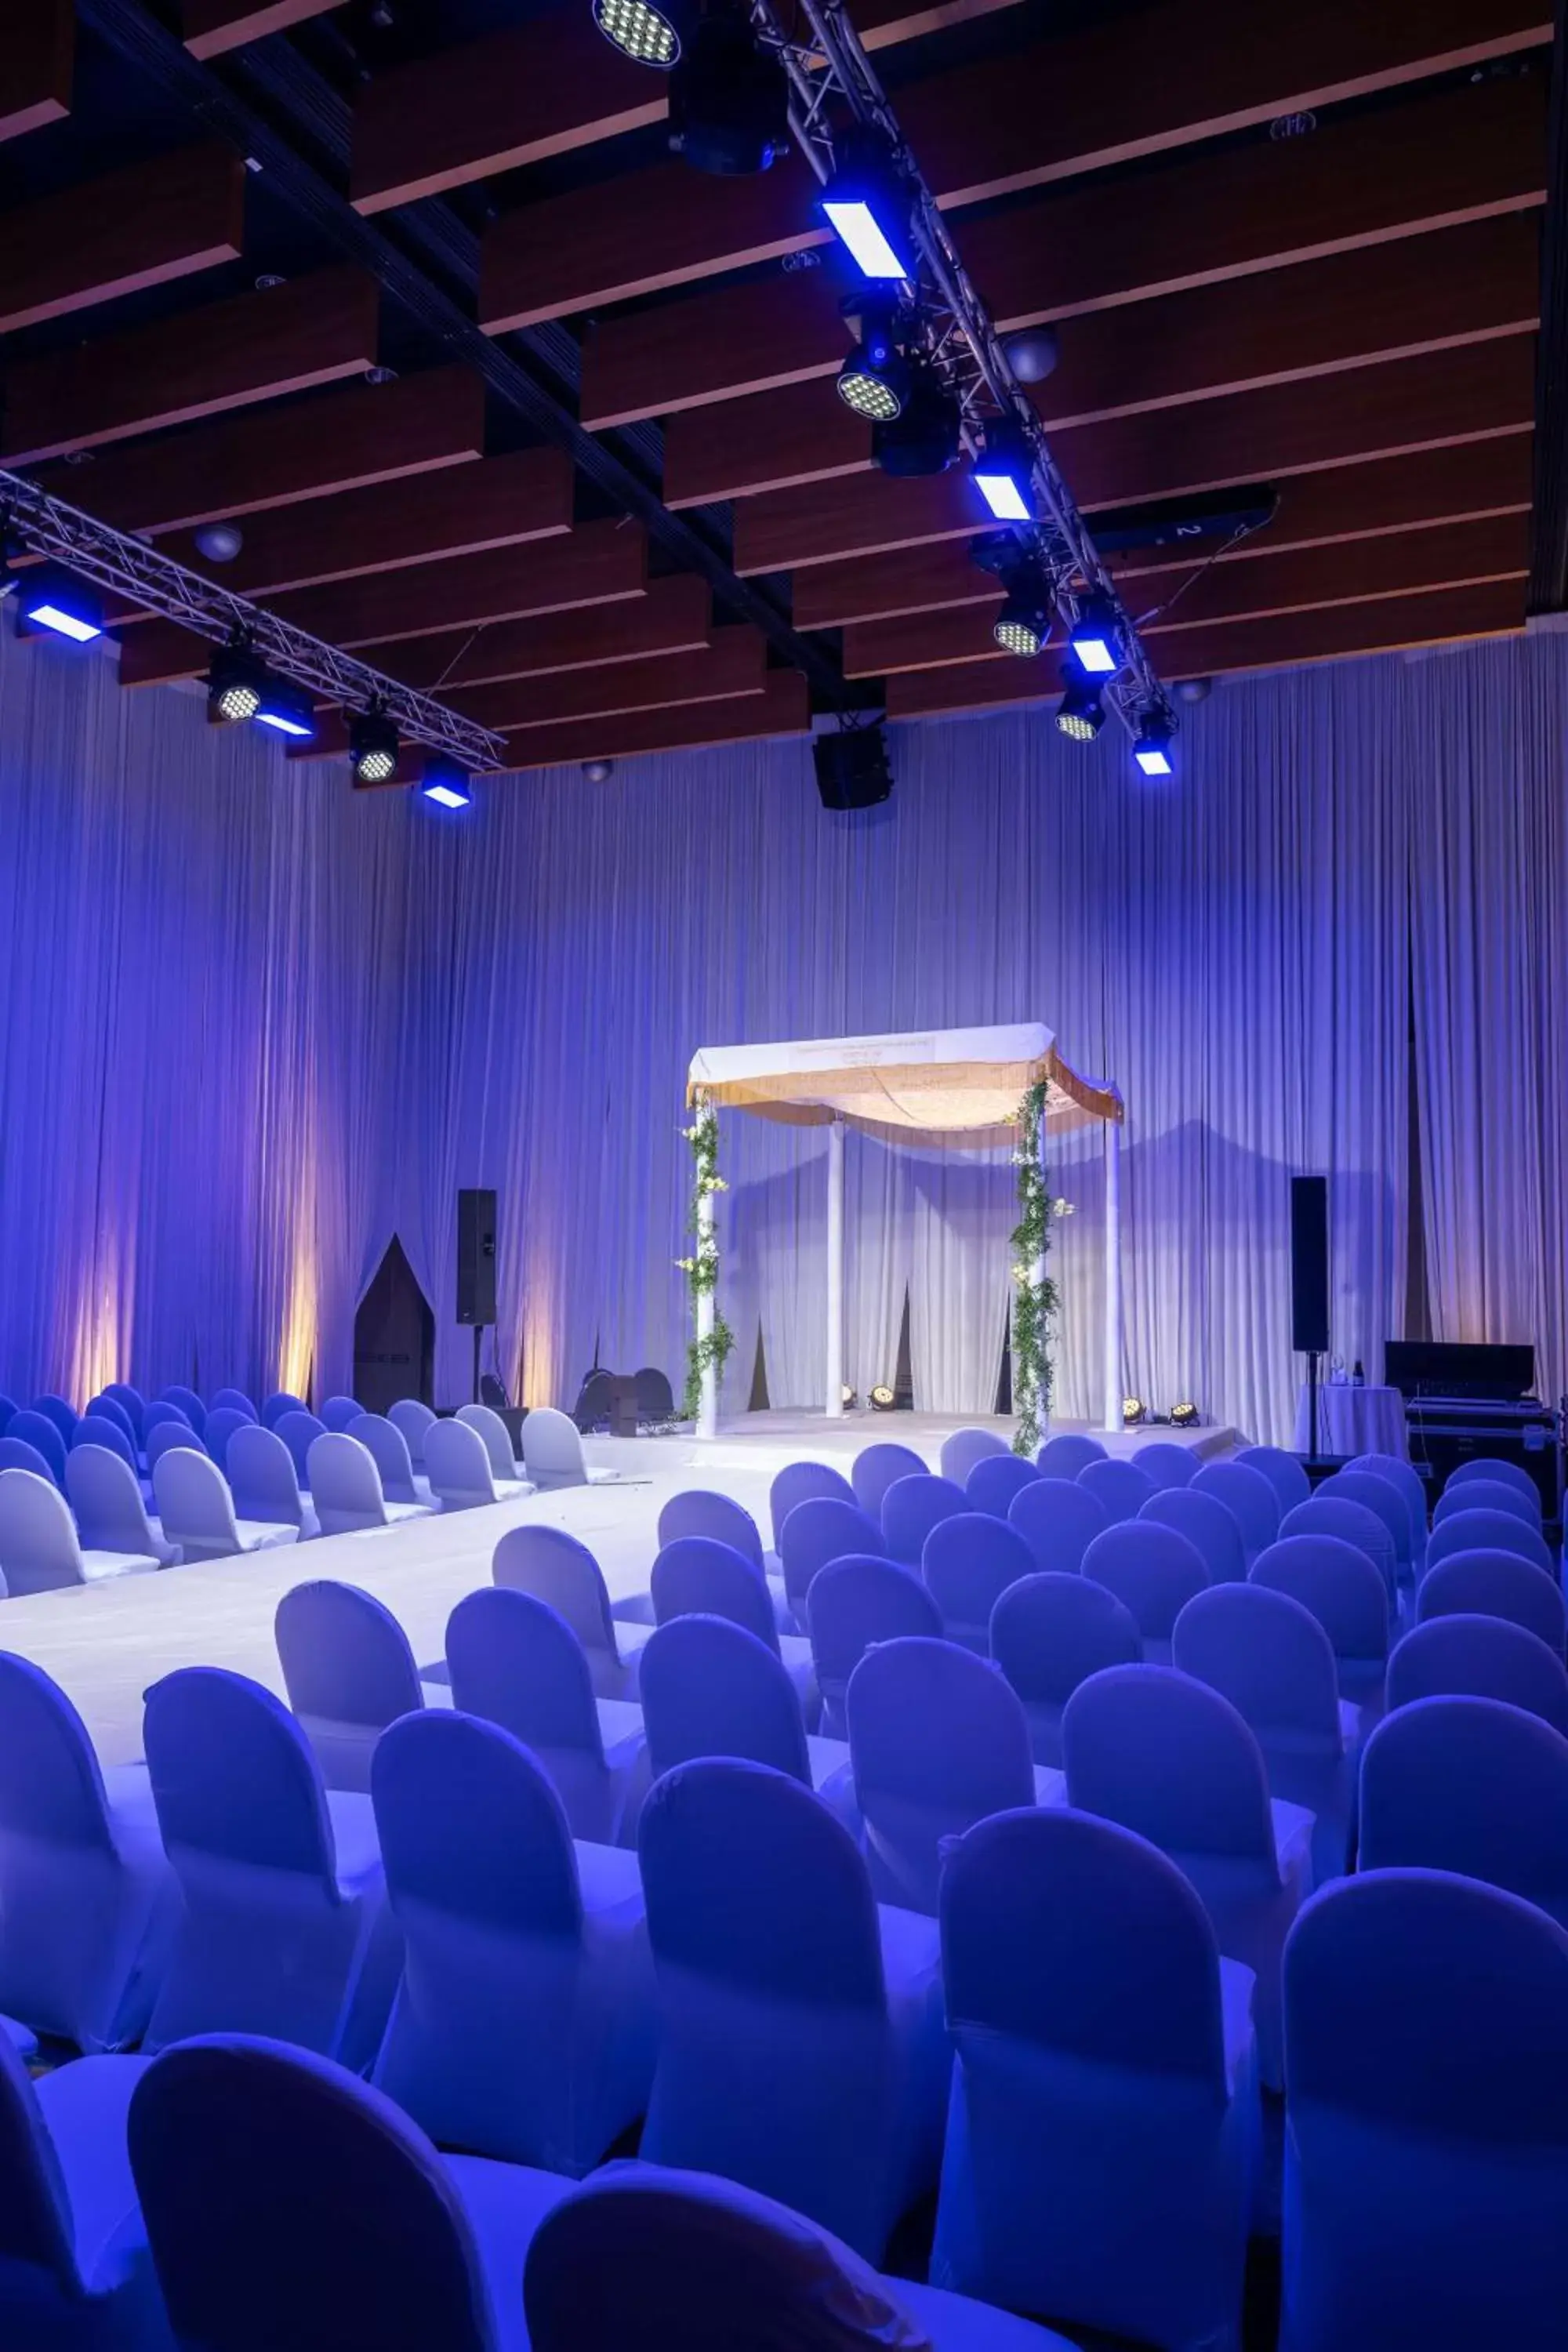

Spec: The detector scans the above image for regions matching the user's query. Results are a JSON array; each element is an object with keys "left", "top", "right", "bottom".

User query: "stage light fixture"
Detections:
[
  {"left": 1069, "top": 597, "right": 1121, "bottom": 677},
  {"left": 194, "top": 521, "right": 244, "bottom": 564},
  {"left": 870, "top": 1384, "right": 896, "bottom": 1410},
  {"left": 350, "top": 706, "right": 400, "bottom": 785},
  {"left": 872, "top": 367, "right": 960, "bottom": 477},
  {"left": 1054, "top": 655, "right": 1105, "bottom": 745},
  {"left": 668, "top": 9, "right": 789, "bottom": 175},
  {"left": 16, "top": 566, "right": 103, "bottom": 644},
  {"left": 1122, "top": 1396, "right": 1146, "bottom": 1427},
  {"left": 840, "top": 1383, "right": 858, "bottom": 1409},
  {"left": 593, "top": 0, "right": 681, "bottom": 66},
  {"left": 1133, "top": 720, "right": 1174, "bottom": 779},
  {"left": 206, "top": 642, "right": 268, "bottom": 724},
  {"left": 1171, "top": 1400, "right": 1200, "bottom": 1428},
  {"left": 993, "top": 567, "right": 1054, "bottom": 658},
  {"left": 420, "top": 755, "right": 472, "bottom": 811},
  {"left": 252, "top": 674, "right": 316, "bottom": 740},
  {"left": 971, "top": 423, "right": 1036, "bottom": 523},
  {"left": 821, "top": 131, "right": 915, "bottom": 279}
]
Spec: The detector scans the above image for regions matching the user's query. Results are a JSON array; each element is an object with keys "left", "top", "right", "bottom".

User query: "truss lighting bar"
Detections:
[{"left": 0, "top": 470, "right": 506, "bottom": 775}]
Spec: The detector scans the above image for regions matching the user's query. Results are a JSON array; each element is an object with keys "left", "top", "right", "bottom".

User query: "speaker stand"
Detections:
[
  {"left": 1307, "top": 1348, "right": 1322, "bottom": 1462},
  {"left": 472, "top": 1324, "right": 484, "bottom": 1407}
]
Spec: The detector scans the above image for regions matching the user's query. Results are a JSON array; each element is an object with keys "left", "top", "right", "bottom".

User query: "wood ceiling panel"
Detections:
[
  {"left": 846, "top": 512, "right": 1530, "bottom": 674},
  {"left": 0, "top": 266, "right": 381, "bottom": 464},
  {"left": 453, "top": 627, "right": 766, "bottom": 733},
  {"left": 0, "top": 143, "right": 245, "bottom": 335},
  {"left": 795, "top": 437, "right": 1538, "bottom": 628},
  {"left": 735, "top": 341, "right": 1537, "bottom": 573},
  {"left": 498, "top": 670, "right": 811, "bottom": 772},
  {"left": 361, "top": 576, "right": 714, "bottom": 692},
  {"left": 183, "top": 2, "right": 342, "bottom": 60},
  {"left": 487, "top": 0, "right": 1548, "bottom": 331},
  {"left": 32, "top": 367, "right": 487, "bottom": 537},
  {"left": 1, "top": 0, "right": 73, "bottom": 143},
  {"left": 885, "top": 581, "right": 1526, "bottom": 720},
  {"left": 664, "top": 214, "right": 1541, "bottom": 506}
]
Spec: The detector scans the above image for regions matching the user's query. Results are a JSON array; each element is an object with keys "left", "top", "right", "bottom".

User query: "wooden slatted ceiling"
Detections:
[
  {"left": 579, "top": 72, "right": 1546, "bottom": 426},
  {"left": 662, "top": 211, "right": 1541, "bottom": 506},
  {"left": 0, "top": 0, "right": 73, "bottom": 144},
  {"left": 360, "top": 577, "right": 714, "bottom": 694},
  {"left": 448, "top": 628, "right": 767, "bottom": 734},
  {"left": 733, "top": 339, "right": 1537, "bottom": 574},
  {"left": 31, "top": 368, "right": 488, "bottom": 537},
  {"left": 0, "top": 267, "right": 380, "bottom": 464},
  {"left": 498, "top": 671, "right": 812, "bottom": 774},
  {"left": 0, "top": 145, "right": 245, "bottom": 336},
  {"left": 481, "top": 0, "right": 1549, "bottom": 329},
  {"left": 182, "top": 2, "right": 340, "bottom": 60},
  {"left": 794, "top": 437, "right": 1539, "bottom": 628},
  {"left": 884, "top": 581, "right": 1526, "bottom": 719}
]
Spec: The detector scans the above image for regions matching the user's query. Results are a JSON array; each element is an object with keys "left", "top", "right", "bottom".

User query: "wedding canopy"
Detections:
[{"left": 685, "top": 1025, "right": 1125, "bottom": 1435}]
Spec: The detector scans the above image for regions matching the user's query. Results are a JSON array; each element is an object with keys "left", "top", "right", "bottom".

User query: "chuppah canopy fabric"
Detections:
[{"left": 686, "top": 1024, "right": 1123, "bottom": 1145}]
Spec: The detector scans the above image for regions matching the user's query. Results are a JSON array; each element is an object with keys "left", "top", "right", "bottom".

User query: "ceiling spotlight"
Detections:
[
  {"left": 971, "top": 422, "right": 1036, "bottom": 522},
  {"left": 1054, "top": 655, "right": 1105, "bottom": 745},
  {"left": 1170, "top": 1400, "right": 1200, "bottom": 1428},
  {"left": 206, "top": 641, "right": 268, "bottom": 724},
  {"left": 15, "top": 566, "right": 103, "bottom": 644},
  {"left": 593, "top": 0, "right": 680, "bottom": 64},
  {"left": 252, "top": 674, "right": 316, "bottom": 740},
  {"left": 1177, "top": 676, "right": 1213, "bottom": 704},
  {"left": 837, "top": 295, "right": 910, "bottom": 421},
  {"left": 872, "top": 366, "right": 960, "bottom": 477},
  {"left": 194, "top": 521, "right": 244, "bottom": 564},
  {"left": 993, "top": 566, "right": 1054, "bottom": 658},
  {"left": 350, "top": 706, "right": 400, "bottom": 785},
  {"left": 668, "top": 9, "right": 789, "bottom": 175},
  {"left": 419, "top": 755, "right": 472, "bottom": 811},
  {"left": 1122, "top": 1396, "right": 1146, "bottom": 1427},
  {"left": 1069, "top": 597, "right": 1122, "bottom": 677},
  {"left": 1133, "top": 719, "right": 1174, "bottom": 779},
  {"left": 583, "top": 758, "right": 615, "bottom": 782},
  {"left": 821, "top": 129, "right": 914, "bottom": 279},
  {"left": 1004, "top": 325, "right": 1059, "bottom": 383}
]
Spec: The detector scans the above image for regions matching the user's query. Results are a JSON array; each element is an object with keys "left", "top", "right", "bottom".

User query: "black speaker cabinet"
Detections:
[
  {"left": 813, "top": 727, "right": 893, "bottom": 809},
  {"left": 456, "top": 1187, "right": 498, "bottom": 1327},
  {"left": 1290, "top": 1176, "right": 1330, "bottom": 1356}
]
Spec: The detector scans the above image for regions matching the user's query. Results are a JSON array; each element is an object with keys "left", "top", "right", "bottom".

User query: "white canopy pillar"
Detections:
[
  {"left": 825, "top": 1116, "right": 845, "bottom": 1417},
  {"left": 696, "top": 1177, "right": 718, "bottom": 1441},
  {"left": 1103, "top": 1112, "right": 1123, "bottom": 1433}
]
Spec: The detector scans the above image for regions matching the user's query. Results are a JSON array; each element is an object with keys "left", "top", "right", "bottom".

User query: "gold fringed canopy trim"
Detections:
[{"left": 687, "top": 1025, "right": 1122, "bottom": 1144}]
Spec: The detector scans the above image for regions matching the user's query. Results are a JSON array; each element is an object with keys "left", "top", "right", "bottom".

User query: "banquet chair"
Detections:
[
  {"left": 639, "top": 1615, "right": 857, "bottom": 1828},
  {"left": 1132, "top": 1439, "right": 1198, "bottom": 1490},
  {"left": 768, "top": 1458, "right": 854, "bottom": 1552},
  {"left": 446, "top": 1588, "right": 647, "bottom": 1846},
  {"left": 931, "top": 1807, "right": 1258, "bottom": 2352},
  {"left": 989, "top": 1572, "right": 1142, "bottom": 1769},
  {"left": 938, "top": 1427, "right": 1011, "bottom": 1486},
  {"left": 523, "top": 2162, "right": 1076, "bottom": 2352},
  {"left": 0, "top": 1394, "right": 15, "bottom": 1438},
  {"left": 1062, "top": 1664, "right": 1313, "bottom": 2089},
  {"left": 8, "top": 1408, "right": 69, "bottom": 1487},
  {"left": 806, "top": 1555, "right": 942, "bottom": 1740},
  {"left": 1007, "top": 1476, "right": 1109, "bottom": 1574},
  {"left": 845, "top": 1636, "right": 1057, "bottom": 1914},
  {"left": 0, "top": 1652, "right": 178, "bottom": 2053},
  {"left": 850, "top": 1442, "right": 927, "bottom": 1521},
  {"left": 71, "top": 1412, "right": 139, "bottom": 1474},
  {"left": 1236, "top": 1443, "right": 1312, "bottom": 1516},
  {"left": 1279, "top": 1496, "right": 1399, "bottom": 1599},
  {"left": 1141, "top": 1485, "right": 1249, "bottom": 1586},
  {"left": 424, "top": 1415, "right": 531, "bottom": 1510},
  {"left": 655, "top": 1488, "right": 770, "bottom": 1598},
  {"left": 649, "top": 1537, "right": 818, "bottom": 1718},
  {"left": 1318, "top": 1468, "right": 1418, "bottom": 1582},
  {"left": 126, "top": 2035, "right": 575, "bottom": 2352},
  {"left": 85, "top": 1392, "right": 137, "bottom": 1444},
  {"left": 1079, "top": 1457, "right": 1158, "bottom": 1526},
  {"left": 275, "top": 1580, "right": 437, "bottom": 1792},
  {"left": 778, "top": 1495, "right": 886, "bottom": 1627},
  {"left": 636, "top": 1758, "right": 949, "bottom": 2261},
  {"left": 1173, "top": 1581, "right": 1358, "bottom": 1883},
  {"left": 1386, "top": 1613, "right": 1568, "bottom": 1733},
  {"left": 349, "top": 1412, "right": 430, "bottom": 1507},
  {"left": 275, "top": 1409, "right": 327, "bottom": 1490},
  {"left": 102, "top": 1385, "right": 146, "bottom": 1442},
  {"left": 226, "top": 1421, "right": 318, "bottom": 1539},
  {"left": 1280, "top": 1871, "right": 1568, "bottom": 2352},
  {"left": 65, "top": 1445, "right": 180, "bottom": 1566},
  {"left": 1417, "top": 1548, "right": 1566, "bottom": 1653},
  {"left": 141, "top": 1668, "right": 401, "bottom": 2066},
  {"left": 143, "top": 1418, "right": 204, "bottom": 1474},
  {"left": 209, "top": 1388, "right": 257, "bottom": 1421},
  {"left": 1250, "top": 1534, "right": 1392, "bottom": 1717},
  {"left": 138, "top": 1404, "right": 190, "bottom": 1458},
  {"left": 881, "top": 1472, "right": 967, "bottom": 1567},
  {"left": 456, "top": 1403, "right": 524, "bottom": 1481},
  {"left": 1445, "top": 1454, "right": 1543, "bottom": 1510},
  {"left": 1359, "top": 1694, "right": 1568, "bottom": 1927},
  {"left": 388, "top": 1396, "right": 436, "bottom": 1467},
  {"left": 31, "top": 1393, "right": 80, "bottom": 1445},
  {"left": 492, "top": 1523, "right": 653, "bottom": 1700},
  {"left": 0, "top": 1468, "right": 160, "bottom": 1593},
  {"left": 0, "top": 2029, "right": 168, "bottom": 2349},
  {"left": 1081, "top": 1520, "right": 1210, "bottom": 1664},
  {"left": 1192, "top": 1459, "right": 1281, "bottom": 1563},
  {"left": 965, "top": 1451, "right": 1040, "bottom": 1519},
  {"left": 1425, "top": 1507, "right": 1556, "bottom": 1580},
  {"left": 1036, "top": 1432, "right": 1106, "bottom": 1479},
  {"left": 0, "top": 1435, "right": 59, "bottom": 1490},
  {"left": 151, "top": 1447, "right": 299, "bottom": 1566},
  {"left": 634, "top": 1365, "right": 676, "bottom": 1421},
  {"left": 261, "top": 1389, "right": 308, "bottom": 1429},
  {"left": 160, "top": 1386, "right": 206, "bottom": 1437},
  {"left": 1434, "top": 1475, "right": 1544, "bottom": 1531},
  {"left": 920, "top": 1511, "right": 1034, "bottom": 1653},
  {"left": 1346, "top": 1452, "right": 1430, "bottom": 1570},
  {"left": 307, "top": 1432, "right": 434, "bottom": 1537},
  {"left": 372, "top": 1711, "right": 657, "bottom": 2176},
  {"left": 200, "top": 1405, "right": 252, "bottom": 1475},
  {"left": 318, "top": 1394, "right": 361, "bottom": 1434},
  {"left": 521, "top": 1405, "right": 597, "bottom": 1490}
]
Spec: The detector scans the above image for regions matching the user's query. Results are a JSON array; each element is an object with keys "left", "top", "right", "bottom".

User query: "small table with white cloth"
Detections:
[{"left": 1294, "top": 1382, "right": 1407, "bottom": 1460}]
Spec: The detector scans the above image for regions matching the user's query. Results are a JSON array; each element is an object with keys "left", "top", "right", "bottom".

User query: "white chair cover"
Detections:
[
  {"left": 1078, "top": 1458, "right": 1159, "bottom": 1526},
  {"left": 209, "top": 1388, "right": 257, "bottom": 1421},
  {"left": 9, "top": 1410, "right": 70, "bottom": 1486},
  {"left": 1318, "top": 1469, "right": 1417, "bottom": 1578},
  {"left": 521, "top": 1405, "right": 590, "bottom": 1490},
  {"left": 275, "top": 1410, "right": 327, "bottom": 1488},
  {"left": 158, "top": 1442, "right": 299, "bottom": 1562},
  {"left": 964, "top": 1454, "right": 1040, "bottom": 1521},
  {"left": 989, "top": 1573, "right": 1141, "bottom": 1769},
  {"left": 201, "top": 1406, "right": 253, "bottom": 1476},
  {"left": 388, "top": 1396, "right": 437, "bottom": 1467},
  {"left": 768, "top": 1460, "right": 855, "bottom": 1552},
  {"left": 1131, "top": 1441, "right": 1198, "bottom": 1490},
  {"left": 1359, "top": 1694, "right": 1568, "bottom": 1926},
  {"left": 64, "top": 1445, "right": 179, "bottom": 1566},
  {"left": 1035, "top": 1434, "right": 1106, "bottom": 1479},
  {"left": 1081, "top": 1521, "right": 1210, "bottom": 1664},
  {"left": 1446, "top": 1455, "right": 1543, "bottom": 1508},
  {"left": 1387, "top": 1613, "right": 1568, "bottom": 1733},
  {"left": 807, "top": 1556, "right": 942, "bottom": 1741},
  {"left": 659, "top": 1489, "right": 767, "bottom": 1566},
  {"left": 1191, "top": 1460, "right": 1282, "bottom": 1559},
  {"left": 1434, "top": 1475, "right": 1544, "bottom": 1529},
  {"left": 227, "top": 1420, "right": 315, "bottom": 1537},
  {"left": 492, "top": 1523, "right": 653, "bottom": 1701},
  {"left": 938, "top": 1429, "right": 1011, "bottom": 1487},
  {"left": 650, "top": 1537, "right": 818, "bottom": 1718},
  {"left": 850, "top": 1443, "right": 927, "bottom": 1520},
  {"left": 881, "top": 1474, "right": 967, "bottom": 1569},
  {"left": 1347, "top": 1451, "right": 1431, "bottom": 1562},
  {"left": 1417, "top": 1548, "right": 1566, "bottom": 1653},
  {"left": 456, "top": 1403, "right": 521, "bottom": 1481},
  {"left": 320, "top": 1396, "right": 361, "bottom": 1434},
  {"left": 71, "top": 1413, "right": 139, "bottom": 1474},
  {"left": 1140, "top": 1486, "right": 1249, "bottom": 1586},
  {"left": 920, "top": 1513, "right": 1035, "bottom": 1653},
  {"left": 143, "top": 1419, "right": 204, "bottom": 1473},
  {"left": 1007, "top": 1477, "right": 1108, "bottom": 1575},
  {"left": 426, "top": 1416, "right": 529, "bottom": 1511},
  {"left": 1279, "top": 1497, "right": 1398, "bottom": 1598},
  {"left": 778, "top": 1497, "right": 886, "bottom": 1623},
  {"left": 1236, "top": 1444, "right": 1311, "bottom": 1516},
  {"left": 0, "top": 1466, "right": 157, "bottom": 1592},
  {"left": 1425, "top": 1508, "right": 1556, "bottom": 1579},
  {"left": 350, "top": 1412, "right": 428, "bottom": 1505},
  {"left": 1250, "top": 1534, "right": 1392, "bottom": 1717},
  {"left": 275, "top": 1579, "right": 429, "bottom": 1791},
  {"left": 640, "top": 1614, "right": 855, "bottom": 1828},
  {"left": 308, "top": 1432, "right": 430, "bottom": 1536},
  {"left": 161, "top": 1386, "right": 205, "bottom": 1436},
  {"left": 260, "top": 1389, "right": 308, "bottom": 1429}
]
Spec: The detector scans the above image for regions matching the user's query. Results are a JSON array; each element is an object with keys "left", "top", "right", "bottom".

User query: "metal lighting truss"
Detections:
[
  {"left": 750, "top": 0, "right": 1176, "bottom": 741},
  {"left": 0, "top": 467, "right": 508, "bottom": 773}
]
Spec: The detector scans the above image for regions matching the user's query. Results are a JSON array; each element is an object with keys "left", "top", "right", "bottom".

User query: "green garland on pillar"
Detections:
[
  {"left": 1010, "top": 1080, "right": 1060, "bottom": 1457},
  {"left": 676, "top": 1094, "right": 735, "bottom": 1420}
]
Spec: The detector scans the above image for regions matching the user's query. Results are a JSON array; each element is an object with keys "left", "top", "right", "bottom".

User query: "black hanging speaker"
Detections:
[
  {"left": 1290, "top": 1176, "right": 1330, "bottom": 1355},
  {"left": 814, "top": 726, "right": 893, "bottom": 809},
  {"left": 456, "top": 1188, "right": 498, "bottom": 1327}
]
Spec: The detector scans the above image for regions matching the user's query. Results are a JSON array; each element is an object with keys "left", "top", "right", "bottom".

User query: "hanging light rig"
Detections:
[{"left": 593, "top": 0, "right": 1177, "bottom": 770}]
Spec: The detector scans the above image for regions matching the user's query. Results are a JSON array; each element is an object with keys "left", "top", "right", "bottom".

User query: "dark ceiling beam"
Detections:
[
  {"left": 30, "top": 365, "right": 487, "bottom": 536},
  {"left": 1, "top": 1, "right": 74, "bottom": 143},
  {"left": 182, "top": 1, "right": 340, "bottom": 59},
  {"left": 884, "top": 581, "right": 1527, "bottom": 719},
  {"left": 361, "top": 576, "right": 715, "bottom": 693},
  {"left": 488, "top": 1, "right": 1549, "bottom": 331},
  {"left": 794, "top": 436, "right": 1538, "bottom": 627},
  {"left": 499, "top": 670, "right": 812, "bottom": 773},
  {"left": 0, "top": 143, "right": 245, "bottom": 336},
  {"left": 735, "top": 340, "right": 1537, "bottom": 573},
  {"left": 0, "top": 265, "right": 380, "bottom": 463},
  {"left": 662, "top": 212, "right": 1541, "bottom": 506},
  {"left": 580, "top": 75, "right": 1547, "bottom": 426},
  {"left": 1530, "top": 0, "right": 1568, "bottom": 608},
  {"left": 452, "top": 627, "right": 768, "bottom": 735}
]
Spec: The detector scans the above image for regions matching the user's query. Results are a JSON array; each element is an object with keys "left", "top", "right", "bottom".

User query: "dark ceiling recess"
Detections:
[{"left": 1529, "top": 0, "right": 1568, "bottom": 610}]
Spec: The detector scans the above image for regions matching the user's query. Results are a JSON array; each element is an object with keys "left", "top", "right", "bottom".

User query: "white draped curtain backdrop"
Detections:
[{"left": 0, "top": 619, "right": 1563, "bottom": 1443}]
